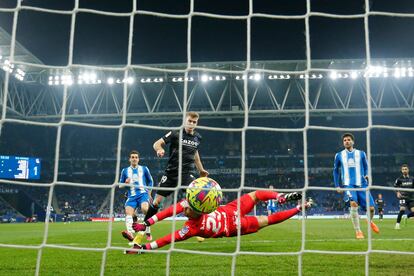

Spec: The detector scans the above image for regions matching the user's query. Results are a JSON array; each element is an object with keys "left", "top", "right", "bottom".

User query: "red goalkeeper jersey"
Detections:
[{"left": 147, "top": 197, "right": 259, "bottom": 250}]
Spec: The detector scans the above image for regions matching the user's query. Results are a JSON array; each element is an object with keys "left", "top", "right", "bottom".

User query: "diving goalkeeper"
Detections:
[{"left": 125, "top": 181, "right": 309, "bottom": 254}]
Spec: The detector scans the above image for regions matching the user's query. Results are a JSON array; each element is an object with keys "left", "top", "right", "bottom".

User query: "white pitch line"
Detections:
[{"left": 44, "top": 237, "right": 414, "bottom": 247}]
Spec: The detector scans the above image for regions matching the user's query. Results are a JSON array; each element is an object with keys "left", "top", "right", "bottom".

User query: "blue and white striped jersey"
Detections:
[
  {"left": 267, "top": 199, "right": 277, "bottom": 210},
  {"left": 333, "top": 149, "right": 368, "bottom": 187},
  {"left": 120, "top": 165, "right": 153, "bottom": 197}
]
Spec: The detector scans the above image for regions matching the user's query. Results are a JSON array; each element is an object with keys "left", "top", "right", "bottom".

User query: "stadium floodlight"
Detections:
[
  {"left": 14, "top": 74, "right": 23, "bottom": 81},
  {"left": 48, "top": 81, "right": 53, "bottom": 86},
  {"left": 351, "top": 71, "right": 358, "bottom": 79},
  {"left": 107, "top": 77, "right": 114, "bottom": 85},
  {"left": 201, "top": 74, "right": 209, "bottom": 82},
  {"left": 253, "top": 73, "right": 261, "bottom": 81},
  {"left": 16, "top": 68, "right": 25, "bottom": 76},
  {"left": 127, "top": 77, "right": 134, "bottom": 84},
  {"left": 393, "top": 68, "right": 401, "bottom": 78},
  {"left": 329, "top": 71, "right": 338, "bottom": 80}
]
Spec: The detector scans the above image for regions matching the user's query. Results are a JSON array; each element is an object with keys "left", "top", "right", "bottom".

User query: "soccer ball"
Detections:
[{"left": 186, "top": 177, "right": 222, "bottom": 214}]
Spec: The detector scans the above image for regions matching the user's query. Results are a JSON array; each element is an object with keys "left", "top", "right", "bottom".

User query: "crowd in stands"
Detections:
[{"left": 0, "top": 122, "right": 412, "bottom": 219}]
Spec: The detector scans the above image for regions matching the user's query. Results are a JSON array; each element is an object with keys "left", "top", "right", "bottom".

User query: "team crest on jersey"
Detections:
[{"left": 178, "top": 226, "right": 190, "bottom": 237}]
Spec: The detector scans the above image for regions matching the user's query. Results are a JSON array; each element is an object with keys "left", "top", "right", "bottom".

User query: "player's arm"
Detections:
[
  {"left": 118, "top": 169, "right": 130, "bottom": 188},
  {"left": 194, "top": 151, "right": 208, "bottom": 177},
  {"left": 144, "top": 166, "right": 154, "bottom": 199},
  {"left": 362, "top": 151, "right": 369, "bottom": 181},
  {"left": 142, "top": 225, "right": 195, "bottom": 250},
  {"left": 133, "top": 200, "right": 186, "bottom": 231},
  {"left": 154, "top": 130, "right": 175, "bottom": 157},
  {"left": 394, "top": 178, "right": 402, "bottom": 198},
  {"left": 333, "top": 153, "right": 341, "bottom": 190},
  {"left": 153, "top": 138, "right": 166, "bottom": 157}
]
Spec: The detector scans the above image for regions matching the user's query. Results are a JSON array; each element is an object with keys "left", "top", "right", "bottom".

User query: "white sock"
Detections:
[
  {"left": 126, "top": 215, "right": 134, "bottom": 234},
  {"left": 350, "top": 206, "right": 361, "bottom": 231},
  {"left": 145, "top": 226, "right": 151, "bottom": 234}
]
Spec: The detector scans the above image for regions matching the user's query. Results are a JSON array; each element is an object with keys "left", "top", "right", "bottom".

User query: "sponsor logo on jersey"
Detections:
[
  {"left": 347, "top": 158, "right": 356, "bottom": 167},
  {"left": 178, "top": 226, "right": 190, "bottom": 237},
  {"left": 181, "top": 139, "right": 199, "bottom": 148}
]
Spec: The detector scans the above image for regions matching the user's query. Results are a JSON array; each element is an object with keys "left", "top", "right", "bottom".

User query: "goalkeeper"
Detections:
[{"left": 125, "top": 189, "right": 309, "bottom": 254}]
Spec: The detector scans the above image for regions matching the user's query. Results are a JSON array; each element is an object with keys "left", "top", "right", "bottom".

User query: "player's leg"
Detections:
[
  {"left": 139, "top": 194, "right": 152, "bottom": 241},
  {"left": 404, "top": 203, "right": 414, "bottom": 225},
  {"left": 248, "top": 190, "right": 301, "bottom": 208},
  {"left": 395, "top": 200, "right": 406, "bottom": 229},
  {"left": 144, "top": 174, "right": 170, "bottom": 221},
  {"left": 122, "top": 198, "right": 138, "bottom": 241},
  {"left": 407, "top": 202, "right": 414, "bottom": 219},
  {"left": 346, "top": 190, "right": 363, "bottom": 238},
  {"left": 248, "top": 200, "right": 312, "bottom": 232},
  {"left": 357, "top": 191, "right": 379, "bottom": 234}
]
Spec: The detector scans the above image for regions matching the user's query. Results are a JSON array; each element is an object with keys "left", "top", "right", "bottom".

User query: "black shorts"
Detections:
[
  {"left": 156, "top": 172, "right": 195, "bottom": 197},
  {"left": 399, "top": 199, "right": 414, "bottom": 209},
  {"left": 378, "top": 207, "right": 383, "bottom": 213}
]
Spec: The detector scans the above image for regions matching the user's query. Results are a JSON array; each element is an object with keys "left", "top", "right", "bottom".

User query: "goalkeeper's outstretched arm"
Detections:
[{"left": 133, "top": 200, "right": 186, "bottom": 231}]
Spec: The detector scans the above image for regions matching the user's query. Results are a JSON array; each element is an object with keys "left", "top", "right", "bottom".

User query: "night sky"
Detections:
[{"left": 0, "top": 0, "right": 414, "bottom": 65}]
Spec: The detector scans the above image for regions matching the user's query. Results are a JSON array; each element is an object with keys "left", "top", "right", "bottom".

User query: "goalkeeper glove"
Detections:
[
  {"left": 132, "top": 222, "right": 148, "bottom": 232},
  {"left": 277, "top": 192, "right": 302, "bottom": 204}
]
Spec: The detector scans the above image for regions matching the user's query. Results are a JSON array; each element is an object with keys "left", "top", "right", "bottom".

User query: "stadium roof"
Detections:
[{"left": 0, "top": 27, "right": 414, "bottom": 123}]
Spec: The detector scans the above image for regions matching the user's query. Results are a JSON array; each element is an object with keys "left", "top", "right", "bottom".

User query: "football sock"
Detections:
[
  {"left": 407, "top": 212, "right": 414, "bottom": 218},
  {"left": 396, "top": 210, "right": 404, "bottom": 223},
  {"left": 126, "top": 215, "right": 134, "bottom": 233},
  {"left": 350, "top": 206, "right": 361, "bottom": 231},
  {"left": 268, "top": 208, "right": 299, "bottom": 225}
]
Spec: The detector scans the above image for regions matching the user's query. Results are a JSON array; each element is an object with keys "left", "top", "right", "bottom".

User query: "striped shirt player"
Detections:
[
  {"left": 333, "top": 133, "right": 379, "bottom": 239},
  {"left": 126, "top": 190, "right": 308, "bottom": 254},
  {"left": 267, "top": 185, "right": 277, "bottom": 215},
  {"left": 267, "top": 199, "right": 277, "bottom": 215},
  {"left": 120, "top": 150, "right": 154, "bottom": 243}
]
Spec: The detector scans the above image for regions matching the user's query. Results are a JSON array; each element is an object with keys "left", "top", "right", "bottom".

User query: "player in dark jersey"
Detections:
[
  {"left": 125, "top": 190, "right": 309, "bottom": 254},
  {"left": 63, "top": 201, "right": 72, "bottom": 224},
  {"left": 144, "top": 112, "right": 208, "bottom": 222},
  {"left": 394, "top": 164, "right": 414, "bottom": 229},
  {"left": 375, "top": 194, "right": 385, "bottom": 221}
]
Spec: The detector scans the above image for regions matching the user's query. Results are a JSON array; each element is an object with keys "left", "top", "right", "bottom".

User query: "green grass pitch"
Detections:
[{"left": 0, "top": 219, "right": 413, "bottom": 275}]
